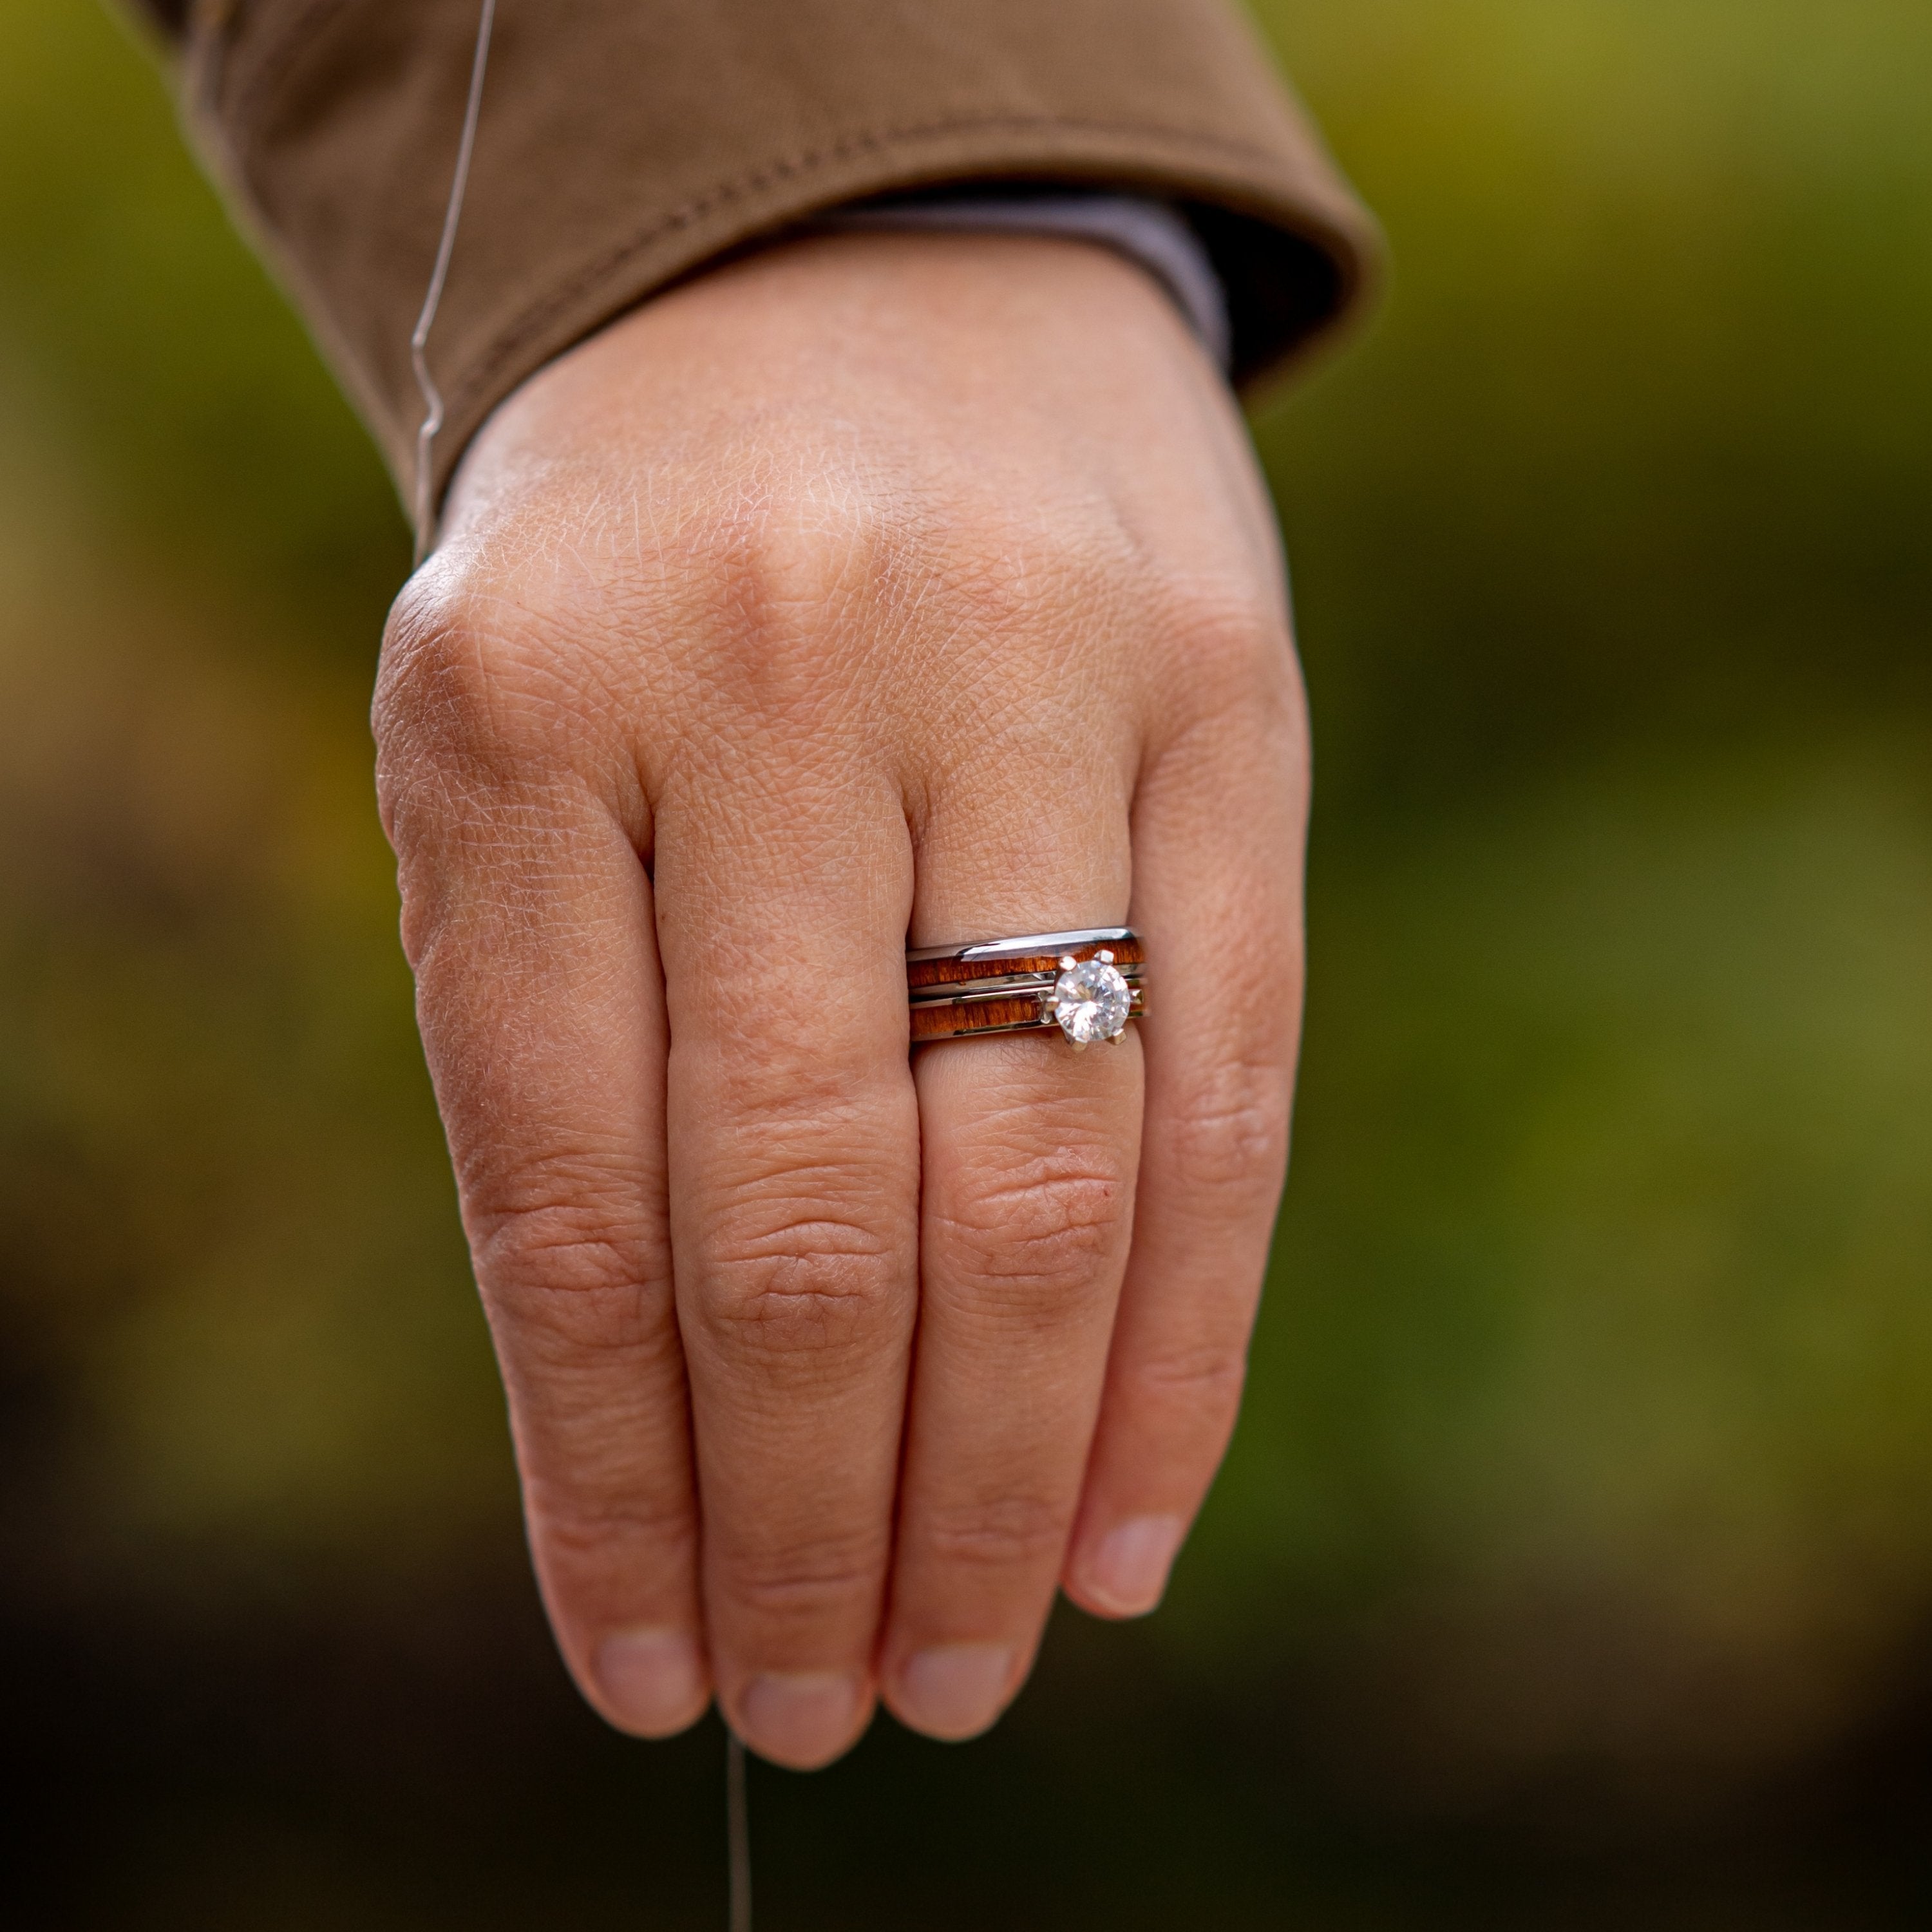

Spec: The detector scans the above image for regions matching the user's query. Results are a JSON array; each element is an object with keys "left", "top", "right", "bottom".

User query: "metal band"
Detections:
[{"left": 907, "top": 929, "right": 1146, "bottom": 1046}]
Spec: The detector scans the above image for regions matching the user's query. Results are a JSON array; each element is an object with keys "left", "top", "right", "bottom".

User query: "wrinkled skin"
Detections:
[{"left": 375, "top": 231, "right": 1307, "bottom": 1769}]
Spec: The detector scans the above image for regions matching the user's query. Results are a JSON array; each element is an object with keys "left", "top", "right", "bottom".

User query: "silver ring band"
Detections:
[{"left": 908, "top": 927, "right": 1146, "bottom": 1048}]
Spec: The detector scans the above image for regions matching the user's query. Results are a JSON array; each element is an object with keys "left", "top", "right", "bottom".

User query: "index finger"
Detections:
[{"left": 375, "top": 608, "right": 708, "bottom": 1741}]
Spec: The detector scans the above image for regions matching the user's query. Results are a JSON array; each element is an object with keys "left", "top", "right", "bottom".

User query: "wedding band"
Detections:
[{"left": 907, "top": 928, "right": 1146, "bottom": 1048}]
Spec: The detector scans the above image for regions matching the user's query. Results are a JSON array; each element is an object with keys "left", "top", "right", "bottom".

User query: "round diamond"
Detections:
[{"left": 1048, "top": 958, "right": 1132, "bottom": 1045}]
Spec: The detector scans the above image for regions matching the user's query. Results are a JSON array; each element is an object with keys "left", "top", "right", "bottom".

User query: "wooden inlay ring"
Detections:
[{"left": 905, "top": 928, "right": 1146, "bottom": 1045}]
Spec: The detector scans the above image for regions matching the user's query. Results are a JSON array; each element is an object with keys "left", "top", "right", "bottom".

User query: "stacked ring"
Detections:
[{"left": 907, "top": 928, "right": 1146, "bottom": 1048}]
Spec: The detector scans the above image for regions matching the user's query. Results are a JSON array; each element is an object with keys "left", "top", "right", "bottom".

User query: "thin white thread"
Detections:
[
  {"left": 412, "top": 12, "right": 755, "bottom": 1924},
  {"left": 726, "top": 1730, "right": 752, "bottom": 1932},
  {"left": 411, "top": 0, "right": 497, "bottom": 563}
]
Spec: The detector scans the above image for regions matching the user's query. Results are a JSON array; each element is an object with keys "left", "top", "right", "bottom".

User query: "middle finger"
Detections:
[{"left": 658, "top": 741, "right": 918, "bottom": 1770}]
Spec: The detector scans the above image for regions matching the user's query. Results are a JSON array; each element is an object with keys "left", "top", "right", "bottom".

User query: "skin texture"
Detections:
[{"left": 375, "top": 231, "right": 1309, "bottom": 1770}]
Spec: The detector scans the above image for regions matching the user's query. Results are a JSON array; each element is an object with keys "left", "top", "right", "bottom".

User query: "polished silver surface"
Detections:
[{"left": 905, "top": 926, "right": 1137, "bottom": 967}]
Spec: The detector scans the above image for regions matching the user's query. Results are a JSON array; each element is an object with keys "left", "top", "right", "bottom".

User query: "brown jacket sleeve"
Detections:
[{"left": 135, "top": 1, "right": 1378, "bottom": 511}]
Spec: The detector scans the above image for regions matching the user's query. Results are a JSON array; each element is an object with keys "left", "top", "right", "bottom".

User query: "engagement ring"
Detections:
[{"left": 906, "top": 928, "right": 1146, "bottom": 1048}]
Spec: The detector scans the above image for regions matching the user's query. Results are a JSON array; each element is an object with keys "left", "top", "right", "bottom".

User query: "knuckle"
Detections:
[
  {"left": 690, "top": 478, "right": 927, "bottom": 690},
  {"left": 697, "top": 1189, "right": 906, "bottom": 1359},
  {"left": 719, "top": 1533, "right": 885, "bottom": 1624},
  {"left": 1157, "top": 582, "right": 1301, "bottom": 726},
  {"left": 485, "top": 1213, "right": 645, "bottom": 1296},
  {"left": 917, "top": 1492, "right": 1070, "bottom": 1572},
  {"left": 472, "top": 1185, "right": 667, "bottom": 1345},
  {"left": 929, "top": 500, "right": 1116, "bottom": 645},
  {"left": 931, "top": 1158, "right": 1132, "bottom": 1309},
  {"left": 1127, "top": 1341, "right": 1250, "bottom": 1416},
  {"left": 682, "top": 471, "right": 1119, "bottom": 713},
  {"left": 530, "top": 1487, "right": 696, "bottom": 1569},
  {"left": 375, "top": 578, "right": 495, "bottom": 754},
  {"left": 374, "top": 573, "right": 583, "bottom": 793},
  {"left": 1164, "top": 1064, "right": 1294, "bottom": 1204},
  {"left": 1173, "top": 580, "right": 1289, "bottom": 675},
  {"left": 717, "top": 487, "right": 907, "bottom": 612}
]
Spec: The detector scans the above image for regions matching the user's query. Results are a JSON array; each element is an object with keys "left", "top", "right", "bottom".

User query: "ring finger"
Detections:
[{"left": 881, "top": 760, "right": 1143, "bottom": 1739}]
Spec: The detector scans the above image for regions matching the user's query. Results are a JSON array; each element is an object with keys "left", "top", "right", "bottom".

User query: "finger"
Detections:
[
  {"left": 375, "top": 609, "right": 706, "bottom": 1739},
  {"left": 654, "top": 734, "right": 918, "bottom": 1771},
  {"left": 880, "top": 753, "right": 1142, "bottom": 1742},
  {"left": 1062, "top": 667, "right": 1308, "bottom": 1619}
]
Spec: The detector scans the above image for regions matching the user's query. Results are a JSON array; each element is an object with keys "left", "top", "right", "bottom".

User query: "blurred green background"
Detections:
[{"left": 3, "top": 1, "right": 1929, "bottom": 1924}]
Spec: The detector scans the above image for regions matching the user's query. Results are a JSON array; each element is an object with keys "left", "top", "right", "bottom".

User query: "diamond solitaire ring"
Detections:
[{"left": 907, "top": 928, "right": 1146, "bottom": 1049}]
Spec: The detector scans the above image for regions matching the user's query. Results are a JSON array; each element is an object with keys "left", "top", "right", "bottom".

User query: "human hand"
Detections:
[{"left": 375, "top": 230, "right": 1307, "bottom": 1768}]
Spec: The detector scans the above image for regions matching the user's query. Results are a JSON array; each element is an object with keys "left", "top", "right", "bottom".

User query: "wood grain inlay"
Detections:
[{"left": 909, "top": 994, "right": 1051, "bottom": 1042}]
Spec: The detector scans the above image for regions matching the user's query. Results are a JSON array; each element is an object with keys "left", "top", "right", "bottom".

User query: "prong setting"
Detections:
[{"left": 1044, "top": 952, "right": 1133, "bottom": 1048}]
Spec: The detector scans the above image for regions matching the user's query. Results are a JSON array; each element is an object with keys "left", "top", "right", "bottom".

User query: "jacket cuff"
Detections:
[{"left": 177, "top": 0, "right": 1381, "bottom": 516}]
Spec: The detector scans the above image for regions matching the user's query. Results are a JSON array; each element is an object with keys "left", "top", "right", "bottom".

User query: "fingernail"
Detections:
[
  {"left": 1083, "top": 1515, "right": 1186, "bottom": 1616},
  {"left": 593, "top": 1627, "right": 709, "bottom": 1736},
  {"left": 897, "top": 1643, "right": 1014, "bottom": 1741},
  {"left": 739, "top": 1671, "right": 863, "bottom": 1768}
]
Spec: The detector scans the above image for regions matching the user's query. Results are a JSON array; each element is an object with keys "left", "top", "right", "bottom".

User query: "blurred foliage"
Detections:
[
  {"left": 1187, "top": 0, "right": 1932, "bottom": 1804},
  {"left": 1, "top": 0, "right": 1929, "bottom": 1922}
]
